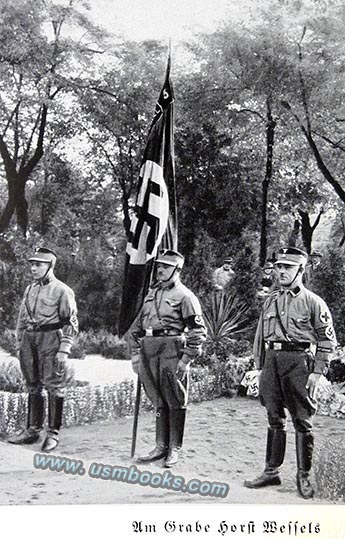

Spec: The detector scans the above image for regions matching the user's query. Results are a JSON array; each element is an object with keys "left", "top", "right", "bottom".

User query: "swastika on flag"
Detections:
[{"left": 127, "top": 160, "right": 169, "bottom": 265}]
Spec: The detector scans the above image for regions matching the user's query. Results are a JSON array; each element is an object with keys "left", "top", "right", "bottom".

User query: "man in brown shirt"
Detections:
[
  {"left": 244, "top": 247, "right": 336, "bottom": 499},
  {"left": 130, "top": 249, "right": 207, "bottom": 467},
  {"left": 9, "top": 247, "right": 78, "bottom": 452}
]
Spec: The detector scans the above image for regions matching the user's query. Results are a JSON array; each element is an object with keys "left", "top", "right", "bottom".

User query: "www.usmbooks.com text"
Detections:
[{"left": 33, "top": 453, "right": 229, "bottom": 499}]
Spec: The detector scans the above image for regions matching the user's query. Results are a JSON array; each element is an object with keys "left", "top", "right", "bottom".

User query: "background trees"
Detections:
[{"left": 1, "top": 0, "right": 344, "bottom": 340}]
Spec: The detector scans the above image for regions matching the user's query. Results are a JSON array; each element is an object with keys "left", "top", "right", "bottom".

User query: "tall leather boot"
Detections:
[
  {"left": 165, "top": 408, "right": 186, "bottom": 468},
  {"left": 8, "top": 393, "right": 45, "bottom": 445},
  {"left": 137, "top": 407, "right": 169, "bottom": 462},
  {"left": 244, "top": 428, "right": 286, "bottom": 488},
  {"left": 41, "top": 395, "right": 64, "bottom": 453},
  {"left": 296, "top": 431, "right": 314, "bottom": 499}
]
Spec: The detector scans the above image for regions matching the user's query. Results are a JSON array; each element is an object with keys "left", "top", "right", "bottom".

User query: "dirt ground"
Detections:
[{"left": 0, "top": 394, "right": 342, "bottom": 506}]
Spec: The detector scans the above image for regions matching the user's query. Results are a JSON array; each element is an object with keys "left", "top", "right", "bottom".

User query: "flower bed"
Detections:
[
  {"left": 0, "top": 358, "right": 252, "bottom": 435},
  {"left": 316, "top": 382, "right": 345, "bottom": 419}
]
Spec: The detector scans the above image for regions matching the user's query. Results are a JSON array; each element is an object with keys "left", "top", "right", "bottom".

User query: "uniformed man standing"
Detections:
[
  {"left": 130, "top": 249, "right": 207, "bottom": 467},
  {"left": 212, "top": 257, "right": 235, "bottom": 291},
  {"left": 244, "top": 247, "right": 336, "bottom": 499},
  {"left": 9, "top": 247, "right": 78, "bottom": 452}
]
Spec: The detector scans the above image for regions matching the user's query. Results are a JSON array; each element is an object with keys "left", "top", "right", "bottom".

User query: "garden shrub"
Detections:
[
  {"left": 315, "top": 248, "right": 345, "bottom": 345},
  {"left": 0, "top": 359, "right": 81, "bottom": 393},
  {"left": 71, "top": 330, "right": 128, "bottom": 359},
  {"left": 0, "top": 360, "right": 253, "bottom": 435},
  {"left": 0, "top": 362, "right": 26, "bottom": 393},
  {"left": 0, "top": 329, "right": 17, "bottom": 356},
  {"left": 314, "top": 435, "right": 345, "bottom": 502}
]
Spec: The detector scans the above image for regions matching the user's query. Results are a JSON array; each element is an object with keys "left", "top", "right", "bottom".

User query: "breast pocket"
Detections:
[
  {"left": 263, "top": 312, "right": 276, "bottom": 338},
  {"left": 293, "top": 314, "right": 311, "bottom": 330},
  {"left": 40, "top": 298, "right": 58, "bottom": 317},
  {"left": 165, "top": 299, "right": 182, "bottom": 320}
]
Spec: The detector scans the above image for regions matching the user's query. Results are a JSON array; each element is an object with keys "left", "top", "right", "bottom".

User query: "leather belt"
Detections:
[
  {"left": 25, "top": 322, "right": 63, "bottom": 332},
  {"left": 266, "top": 341, "right": 310, "bottom": 352},
  {"left": 145, "top": 328, "right": 181, "bottom": 337}
]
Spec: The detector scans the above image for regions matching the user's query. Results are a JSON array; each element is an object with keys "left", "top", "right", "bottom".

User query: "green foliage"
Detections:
[
  {"left": 317, "top": 383, "right": 345, "bottom": 419},
  {"left": 70, "top": 330, "right": 128, "bottom": 359},
  {"left": 0, "top": 329, "right": 17, "bottom": 355},
  {"left": 0, "top": 361, "right": 253, "bottom": 434},
  {"left": 314, "top": 435, "right": 345, "bottom": 502},
  {"left": 0, "top": 359, "right": 78, "bottom": 393},
  {"left": 313, "top": 248, "right": 345, "bottom": 344},
  {"left": 203, "top": 291, "right": 249, "bottom": 340},
  {"left": 0, "top": 362, "right": 26, "bottom": 393},
  {"left": 200, "top": 291, "right": 251, "bottom": 363},
  {"left": 191, "top": 356, "right": 251, "bottom": 400}
]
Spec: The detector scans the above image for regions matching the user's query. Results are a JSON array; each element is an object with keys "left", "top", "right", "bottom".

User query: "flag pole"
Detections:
[{"left": 131, "top": 377, "right": 142, "bottom": 458}]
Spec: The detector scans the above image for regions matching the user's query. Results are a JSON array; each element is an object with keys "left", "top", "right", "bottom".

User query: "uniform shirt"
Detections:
[
  {"left": 16, "top": 274, "right": 78, "bottom": 355},
  {"left": 253, "top": 284, "right": 337, "bottom": 373},
  {"left": 212, "top": 266, "right": 235, "bottom": 289},
  {"left": 130, "top": 278, "right": 207, "bottom": 363}
]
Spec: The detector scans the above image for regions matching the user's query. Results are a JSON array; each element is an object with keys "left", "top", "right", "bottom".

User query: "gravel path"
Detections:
[{"left": 0, "top": 395, "right": 341, "bottom": 505}]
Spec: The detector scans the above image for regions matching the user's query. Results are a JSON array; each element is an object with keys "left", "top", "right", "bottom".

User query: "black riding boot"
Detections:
[
  {"left": 165, "top": 409, "right": 186, "bottom": 468},
  {"left": 41, "top": 395, "right": 64, "bottom": 452},
  {"left": 244, "top": 428, "right": 286, "bottom": 488},
  {"left": 137, "top": 407, "right": 169, "bottom": 462},
  {"left": 8, "top": 393, "right": 45, "bottom": 445},
  {"left": 296, "top": 431, "right": 314, "bottom": 499}
]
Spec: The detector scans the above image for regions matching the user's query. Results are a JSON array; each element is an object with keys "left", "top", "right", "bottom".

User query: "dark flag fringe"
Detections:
[{"left": 118, "top": 59, "right": 177, "bottom": 337}]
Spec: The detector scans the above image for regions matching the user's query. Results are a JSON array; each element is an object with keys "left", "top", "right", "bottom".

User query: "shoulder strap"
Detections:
[
  {"left": 273, "top": 295, "right": 291, "bottom": 342},
  {"left": 24, "top": 284, "right": 37, "bottom": 323}
]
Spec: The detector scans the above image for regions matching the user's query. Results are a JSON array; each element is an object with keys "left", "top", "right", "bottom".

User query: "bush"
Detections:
[
  {"left": 0, "top": 360, "right": 254, "bottom": 434},
  {"left": 191, "top": 355, "right": 253, "bottom": 398},
  {"left": 315, "top": 248, "right": 345, "bottom": 345},
  {"left": 314, "top": 435, "right": 345, "bottom": 501},
  {"left": 71, "top": 330, "right": 128, "bottom": 359},
  {"left": 0, "top": 329, "right": 17, "bottom": 355},
  {"left": 198, "top": 291, "right": 251, "bottom": 365},
  {"left": 0, "top": 362, "right": 26, "bottom": 393},
  {"left": 0, "top": 360, "right": 81, "bottom": 394}
]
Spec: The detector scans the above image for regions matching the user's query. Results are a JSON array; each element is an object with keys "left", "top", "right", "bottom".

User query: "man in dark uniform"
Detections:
[
  {"left": 244, "top": 247, "right": 336, "bottom": 498},
  {"left": 9, "top": 247, "right": 78, "bottom": 452},
  {"left": 130, "top": 249, "right": 207, "bottom": 467}
]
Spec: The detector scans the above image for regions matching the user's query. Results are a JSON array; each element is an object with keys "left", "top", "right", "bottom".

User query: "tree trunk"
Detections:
[
  {"left": 299, "top": 211, "right": 313, "bottom": 254},
  {"left": 289, "top": 218, "right": 300, "bottom": 247},
  {"left": 0, "top": 174, "right": 29, "bottom": 236},
  {"left": 15, "top": 178, "right": 29, "bottom": 237},
  {"left": 260, "top": 99, "right": 276, "bottom": 266},
  {"left": 298, "top": 209, "right": 323, "bottom": 254},
  {"left": 122, "top": 192, "right": 131, "bottom": 239},
  {"left": 0, "top": 178, "right": 16, "bottom": 234}
]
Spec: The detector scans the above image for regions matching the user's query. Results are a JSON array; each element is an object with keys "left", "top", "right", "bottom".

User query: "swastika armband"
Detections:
[
  {"left": 185, "top": 315, "right": 205, "bottom": 329},
  {"left": 325, "top": 326, "right": 335, "bottom": 340}
]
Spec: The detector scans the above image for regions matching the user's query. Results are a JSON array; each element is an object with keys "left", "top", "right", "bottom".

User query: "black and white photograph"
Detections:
[{"left": 0, "top": 0, "right": 344, "bottom": 537}]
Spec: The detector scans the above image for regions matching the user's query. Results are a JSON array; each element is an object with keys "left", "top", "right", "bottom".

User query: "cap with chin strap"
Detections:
[
  {"left": 274, "top": 247, "right": 308, "bottom": 268},
  {"left": 155, "top": 249, "right": 185, "bottom": 269},
  {"left": 29, "top": 247, "right": 57, "bottom": 265}
]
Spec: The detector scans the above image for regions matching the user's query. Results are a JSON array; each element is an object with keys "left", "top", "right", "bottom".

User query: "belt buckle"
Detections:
[
  {"left": 145, "top": 327, "right": 153, "bottom": 337},
  {"left": 273, "top": 343, "right": 282, "bottom": 351}
]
